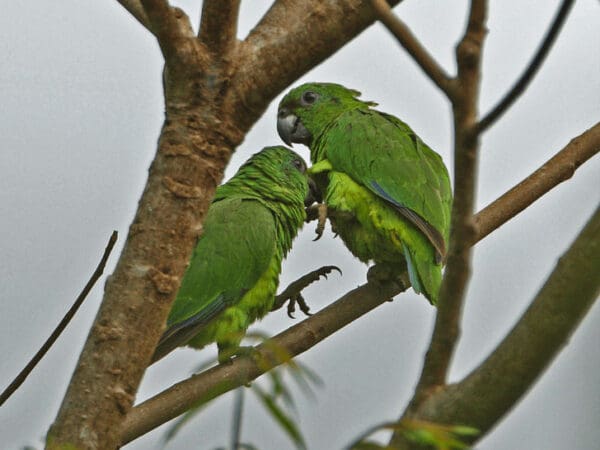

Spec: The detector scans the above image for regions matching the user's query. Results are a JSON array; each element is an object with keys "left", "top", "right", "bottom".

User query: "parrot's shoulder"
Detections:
[
  {"left": 206, "top": 196, "right": 275, "bottom": 231},
  {"left": 166, "top": 196, "right": 276, "bottom": 325},
  {"left": 318, "top": 106, "right": 452, "bottom": 255}
]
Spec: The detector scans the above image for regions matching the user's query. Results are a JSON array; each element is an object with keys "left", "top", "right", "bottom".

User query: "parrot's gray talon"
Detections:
[{"left": 272, "top": 265, "right": 341, "bottom": 318}]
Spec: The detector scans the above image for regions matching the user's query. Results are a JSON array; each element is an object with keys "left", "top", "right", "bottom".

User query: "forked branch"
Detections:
[
  {"left": 140, "top": 0, "right": 196, "bottom": 61},
  {"left": 415, "top": 0, "right": 488, "bottom": 394},
  {"left": 120, "top": 122, "right": 597, "bottom": 444}
]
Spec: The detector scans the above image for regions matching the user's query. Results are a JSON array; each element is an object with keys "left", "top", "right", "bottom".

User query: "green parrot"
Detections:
[
  {"left": 152, "top": 146, "right": 312, "bottom": 363},
  {"left": 277, "top": 83, "right": 452, "bottom": 304}
]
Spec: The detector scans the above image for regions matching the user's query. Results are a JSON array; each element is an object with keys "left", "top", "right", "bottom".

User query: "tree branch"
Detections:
[
  {"left": 47, "top": 4, "right": 230, "bottom": 448},
  {"left": 224, "top": 0, "right": 401, "bottom": 131},
  {"left": 198, "top": 0, "right": 241, "bottom": 56},
  {"left": 140, "top": 0, "right": 196, "bottom": 61},
  {"left": 48, "top": 1, "right": 593, "bottom": 447},
  {"left": 120, "top": 278, "right": 405, "bottom": 445},
  {"left": 477, "top": 0, "right": 576, "bottom": 134},
  {"left": 116, "top": 0, "right": 152, "bottom": 32},
  {"left": 0, "top": 232, "right": 117, "bottom": 406},
  {"left": 415, "top": 0, "right": 487, "bottom": 394},
  {"left": 408, "top": 204, "right": 600, "bottom": 445},
  {"left": 369, "top": 0, "right": 454, "bottom": 97},
  {"left": 475, "top": 121, "right": 600, "bottom": 241},
  {"left": 46, "top": 2, "right": 412, "bottom": 447},
  {"left": 119, "top": 122, "right": 596, "bottom": 443}
]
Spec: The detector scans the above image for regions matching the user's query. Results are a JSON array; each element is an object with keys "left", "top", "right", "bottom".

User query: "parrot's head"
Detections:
[
  {"left": 235, "top": 145, "right": 316, "bottom": 207},
  {"left": 277, "top": 82, "right": 376, "bottom": 148}
]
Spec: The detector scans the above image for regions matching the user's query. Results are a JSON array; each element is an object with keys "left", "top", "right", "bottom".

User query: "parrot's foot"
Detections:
[
  {"left": 272, "top": 265, "right": 342, "bottom": 318},
  {"left": 305, "top": 203, "right": 328, "bottom": 241}
]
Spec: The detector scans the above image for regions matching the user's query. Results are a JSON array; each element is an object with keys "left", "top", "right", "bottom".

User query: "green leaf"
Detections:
[
  {"left": 251, "top": 384, "right": 307, "bottom": 450},
  {"left": 351, "top": 441, "right": 399, "bottom": 450},
  {"left": 450, "top": 425, "right": 480, "bottom": 437},
  {"left": 266, "top": 369, "right": 296, "bottom": 412},
  {"left": 347, "top": 419, "right": 478, "bottom": 450}
]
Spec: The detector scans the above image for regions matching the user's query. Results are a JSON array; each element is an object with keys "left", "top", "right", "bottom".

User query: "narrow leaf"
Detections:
[{"left": 252, "top": 384, "right": 307, "bottom": 450}]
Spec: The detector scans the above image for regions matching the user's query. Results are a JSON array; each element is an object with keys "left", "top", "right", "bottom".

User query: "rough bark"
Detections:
[{"left": 47, "top": 1, "right": 400, "bottom": 448}]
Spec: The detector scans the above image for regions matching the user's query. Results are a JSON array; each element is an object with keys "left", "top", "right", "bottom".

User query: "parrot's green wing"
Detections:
[
  {"left": 153, "top": 196, "right": 276, "bottom": 360},
  {"left": 321, "top": 108, "right": 452, "bottom": 260}
]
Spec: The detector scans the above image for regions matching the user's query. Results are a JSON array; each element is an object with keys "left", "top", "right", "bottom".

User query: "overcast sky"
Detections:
[{"left": 1, "top": 1, "right": 599, "bottom": 449}]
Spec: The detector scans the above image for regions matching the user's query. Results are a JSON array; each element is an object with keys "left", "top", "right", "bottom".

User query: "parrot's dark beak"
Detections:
[
  {"left": 277, "top": 108, "right": 312, "bottom": 146},
  {"left": 304, "top": 177, "right": 322, "bottom": 207}
]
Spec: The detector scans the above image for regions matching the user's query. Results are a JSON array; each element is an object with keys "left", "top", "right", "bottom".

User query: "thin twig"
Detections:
[
  {"left": 476, "top": 121, "right": 600, "bottom": 240},
  {"left": 120, "top": 122, "right": 597, "bottom": 443},
  {"left": 477, "top": 0, "right": 576, "bottom": 134},
  {"left": 115, "top": 0, "right": 153, "bottom": 32},
  {"left": 415, "top": 0, "right": 488, "bottom": 394},
  {"left": 370, "top": 0, "right": 454, "bottom": 97},
  {"left": 0, "top": 231, "right": 118, "bottom": 406}
]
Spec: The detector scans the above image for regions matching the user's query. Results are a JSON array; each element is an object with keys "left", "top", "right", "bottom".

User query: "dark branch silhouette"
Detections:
[
  {"left": 0, "top": 231, "right": 117, "bottom": 406},
  {"left": 477, "top": 0, "right": 576, "bottom": 133}
]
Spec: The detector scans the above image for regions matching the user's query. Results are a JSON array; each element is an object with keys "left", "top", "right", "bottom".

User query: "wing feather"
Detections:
[
  {"left": 322, "top": 109, "right": 452, "bottom": 259},
  {"left": 152, "top": 197, "right": 276, "bottom": 362}
]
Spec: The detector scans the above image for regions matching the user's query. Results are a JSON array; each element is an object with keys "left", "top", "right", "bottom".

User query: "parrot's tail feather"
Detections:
[
  {"left": 151, "top": 297, "right": 229, "bottom": 364},
  {"left": 403, "top": 247, "right": 422, "bottom": 295}
]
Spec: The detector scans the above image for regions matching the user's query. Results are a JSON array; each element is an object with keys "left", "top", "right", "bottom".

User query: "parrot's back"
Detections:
[{"left": 151, "top": 196, "right": 278, "bottom": 362}]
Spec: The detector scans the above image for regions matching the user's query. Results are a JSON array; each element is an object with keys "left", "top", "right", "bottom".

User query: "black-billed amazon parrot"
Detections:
[
  {"left": 277, "top": 83, "right": 452, "bottom": 304},
  {"left": 152, "top": 146, "right": 314, "bottom": 363}
]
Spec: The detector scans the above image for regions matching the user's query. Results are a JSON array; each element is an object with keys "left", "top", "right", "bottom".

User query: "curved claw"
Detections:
[
  {"left": 286, "top": 297, "right": 297, "bottom": 319},
  {"left": 312, "top": 203, "right": 328, "bottom": 241},
  {"left": 286, "top": 294, "right": 313, "bottom": 319},
  {"left": 272, "top": 265, "right": 342, "bottom": 318},
  {"left": 313, "top": 228, "right": 324, "bottom": 242},
  {"left": 322, "top": 265, "right": 343, "bottom": 277}
]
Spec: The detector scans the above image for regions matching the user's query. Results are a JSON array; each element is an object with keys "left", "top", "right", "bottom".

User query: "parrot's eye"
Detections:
[
  {"left": 301, "top": 91, "right": 319, "bottom": 106},
  {"left": 292, "top": 158, "right": 306, "bottom": 173}
]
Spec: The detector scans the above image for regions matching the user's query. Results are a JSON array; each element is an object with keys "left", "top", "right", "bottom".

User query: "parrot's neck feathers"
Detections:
[{"left": 215, "top": 178, "right": 305, "bottom": 258}]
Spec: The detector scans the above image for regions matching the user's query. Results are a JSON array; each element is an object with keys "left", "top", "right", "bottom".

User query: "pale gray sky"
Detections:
[{"left": 1, "top": 1, "right": 599, "bottom": 449}]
